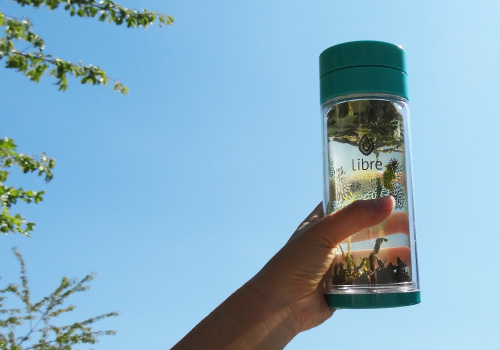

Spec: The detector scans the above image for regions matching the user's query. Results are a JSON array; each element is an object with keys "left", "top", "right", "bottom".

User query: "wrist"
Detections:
[
  {"left": 172, "top": 279, "right": 300, "bottom": 350},
  {"left": 237, "top": 279, "right": 300, "bottom": 349}
]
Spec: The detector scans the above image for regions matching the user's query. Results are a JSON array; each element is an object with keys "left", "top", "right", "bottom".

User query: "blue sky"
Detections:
[{"left": 1, "top": 0, "right": 499, "bottom": 349}]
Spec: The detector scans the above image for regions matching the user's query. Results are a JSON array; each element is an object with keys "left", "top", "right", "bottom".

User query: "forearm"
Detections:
[{"left": 171, "top": 280, "right": 299, "bottom": 350}]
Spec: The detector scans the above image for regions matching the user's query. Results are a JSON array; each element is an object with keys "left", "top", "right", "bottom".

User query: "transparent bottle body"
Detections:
[{"left": 322, "top": 93, "right": 419, "bottom": 296}]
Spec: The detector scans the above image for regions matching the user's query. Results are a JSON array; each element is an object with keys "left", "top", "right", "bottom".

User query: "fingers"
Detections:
[
  {"left": 344, "top": 211, "right": 410, "bottom": 243},
  {"left": 307, "top": 196, "right": 394, "bottom": 247},
  {"left": 289, "top": 203, "right": 324, "bottom": 242},
  {"left": 296, "top": 202, "right": 324, "bottom": 231}
]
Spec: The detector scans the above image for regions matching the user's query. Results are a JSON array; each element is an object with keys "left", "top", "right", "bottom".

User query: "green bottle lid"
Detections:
[
  {"left": 319, "top": 41, "right": 409, "bottom": 104},
  {"left": 326, "top": 291, "right": 421, "bottom": 309}
]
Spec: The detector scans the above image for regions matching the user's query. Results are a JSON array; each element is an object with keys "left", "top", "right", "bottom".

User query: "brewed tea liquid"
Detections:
[{"left": 324, "top": 99, "right": 415, "bottom": 291}]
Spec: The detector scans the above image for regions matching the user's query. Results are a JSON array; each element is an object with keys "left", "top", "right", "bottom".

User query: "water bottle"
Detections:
[{"left": 320, "top": 41, "right": 420, "bottom": 308}]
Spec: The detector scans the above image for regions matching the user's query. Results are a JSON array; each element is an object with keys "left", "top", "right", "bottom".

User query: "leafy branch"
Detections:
[
  {"left": 0, "top": 138, "right": 55, "bottom": 236},
  {"left": 0, "top": 1, "right": 174, "bottom": 93},
  {"left": 0, "top": 248, "right": 118, "bottom": 350},
  {"left": 10, "top": 0, "right": 174, "bottom": 28}
]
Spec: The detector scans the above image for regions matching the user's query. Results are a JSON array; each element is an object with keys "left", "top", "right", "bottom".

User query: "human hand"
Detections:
[
  {"left": 248, "top": 196, "right": 395, "bottom": 333},
  {"left": 171, "top": 196, "right": 396, "bottom": 350}
]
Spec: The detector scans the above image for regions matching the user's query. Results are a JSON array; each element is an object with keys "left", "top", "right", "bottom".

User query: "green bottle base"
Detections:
[{"left": 326, "top": 291, "right": 420, "bottom": 309}]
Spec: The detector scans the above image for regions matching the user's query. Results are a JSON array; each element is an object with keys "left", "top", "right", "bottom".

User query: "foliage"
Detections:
[
  {"left": 0, "top": 138, "right": 55, "bottom": 237},
  {"left": 0, "top": 2, "right": 171, "bottom": 349},
  {"left": 1, "top": 0, "right": 172, "bottom": 236},
  {"left": 0, "top": 248, "right": 118, "bottom": 349},
  {"left": 0, "top": 0, "right": 174, "bottom": 94}
]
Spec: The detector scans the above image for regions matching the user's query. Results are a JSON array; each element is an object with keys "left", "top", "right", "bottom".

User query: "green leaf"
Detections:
[{"left": 0, "top": 171, "right": 8, "bottom": 182}]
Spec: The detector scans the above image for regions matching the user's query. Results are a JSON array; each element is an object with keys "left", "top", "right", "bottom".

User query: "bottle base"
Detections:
[{"left": 326, "top": 290, "right": 420, "bottom": 309}]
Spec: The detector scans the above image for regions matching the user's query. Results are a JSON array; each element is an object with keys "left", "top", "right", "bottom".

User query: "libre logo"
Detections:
[{"left": 358, "top": 134, "right": 375, "bottom": 156}]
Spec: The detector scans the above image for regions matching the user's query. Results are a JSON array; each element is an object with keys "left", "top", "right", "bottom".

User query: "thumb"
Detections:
[{"left": 306, "top": 196, "right": 394, "bottom": 247}]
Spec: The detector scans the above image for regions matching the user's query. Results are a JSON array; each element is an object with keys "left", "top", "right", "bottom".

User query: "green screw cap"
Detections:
[{"left": 319, "top": 41, "right": 409, "bottom": 104}]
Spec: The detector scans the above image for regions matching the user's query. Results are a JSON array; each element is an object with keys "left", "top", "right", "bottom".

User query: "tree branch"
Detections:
[
  {"left": 0, "top": 0, "right": 174, "bottom": 93},
  {"left": 9, "top": 0, "right": 174, "bottom": 28}
]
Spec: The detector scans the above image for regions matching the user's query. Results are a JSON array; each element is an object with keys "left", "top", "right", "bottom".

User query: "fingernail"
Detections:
[{"left": 376, "top": 196, "right": 394, "bottom": 212}]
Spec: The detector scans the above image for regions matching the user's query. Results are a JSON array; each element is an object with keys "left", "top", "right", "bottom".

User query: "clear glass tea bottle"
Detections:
[{"left": 320, "top": 41, "right": 420, "bottom": 308}]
